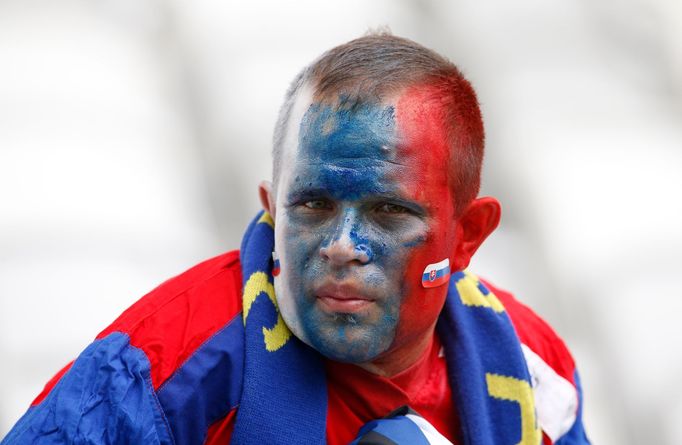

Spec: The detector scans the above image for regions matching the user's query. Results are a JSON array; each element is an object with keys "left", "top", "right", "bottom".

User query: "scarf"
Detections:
[{"left": 231, "top": 211, "right": 541, "bottom": 445}]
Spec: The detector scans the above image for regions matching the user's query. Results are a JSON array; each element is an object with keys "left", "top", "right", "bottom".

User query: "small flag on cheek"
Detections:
[
  {"left": 272, "top": 252, "right": 281, "bottom": 277},
  {"left": 422, "top": 258, "right": 450, "bottom": 288}
]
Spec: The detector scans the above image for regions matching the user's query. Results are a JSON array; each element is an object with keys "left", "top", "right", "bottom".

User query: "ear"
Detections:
[
  {"left": 258, "top": 180, "right": 276, "bottom": 220},
  {"left": 451, "top": 197, "right": 501, "bottom": 271}
]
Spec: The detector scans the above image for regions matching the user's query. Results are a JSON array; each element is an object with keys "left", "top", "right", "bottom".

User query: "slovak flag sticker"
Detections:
[
  {"left": 422, "top": 258, "right": 450, "bottom": 288},
  {"left": 272, "top": 252, "right": 281, "bottom": 277}
]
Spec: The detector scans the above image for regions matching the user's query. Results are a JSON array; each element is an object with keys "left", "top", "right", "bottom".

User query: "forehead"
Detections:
[
  {"left": 298, "top": 99, "right": 397, "bottom": 163},
  {"left": 282, "top": 86, "right": 396, "bottom": 164},
  {"left": 282, "top": 84, "right": 450, "bottom": 161},
  {"left": 277, "top": 87, "right": 452, "bottom": 208}
]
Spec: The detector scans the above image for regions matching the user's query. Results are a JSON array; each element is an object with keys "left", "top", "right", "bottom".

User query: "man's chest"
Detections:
[{"left": 324, "top": 336, "right": 459, "bottom": 445}]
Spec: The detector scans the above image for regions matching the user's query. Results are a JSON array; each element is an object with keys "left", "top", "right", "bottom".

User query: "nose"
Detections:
[{"left": 319, "top": 211, "right": 372, "bottom": 266}]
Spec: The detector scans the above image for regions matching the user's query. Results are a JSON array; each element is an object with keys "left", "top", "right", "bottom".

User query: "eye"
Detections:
[
  {"left": 376, "top": 203, "right": 410, "bottom": 214},
  {"left": 303, "top": 199, "right": 332, "bottom": 210}
]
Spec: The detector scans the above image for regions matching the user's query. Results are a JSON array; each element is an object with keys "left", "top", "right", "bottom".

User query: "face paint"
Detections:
[
  {"left": 272, "top": 251, "right": 281, "bottom": 277},
  {"left": 273, "top": 85, "right": 459, "bottom": 373}
]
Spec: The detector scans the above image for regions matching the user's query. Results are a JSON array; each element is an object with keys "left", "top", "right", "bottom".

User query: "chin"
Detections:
[{"left": 302, "top": 315, "right": 396, "bottom": 364}]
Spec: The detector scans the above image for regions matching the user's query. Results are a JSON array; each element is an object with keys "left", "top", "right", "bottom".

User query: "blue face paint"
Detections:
[
  {"left": 275, "top": 99, "right": 433, "bottom": 364},
  {"left": 290, "top": 101, "right": 399, "bottom": 202},
  {"left": 300, "top": 100, "right": 397, "bottom": 161}
]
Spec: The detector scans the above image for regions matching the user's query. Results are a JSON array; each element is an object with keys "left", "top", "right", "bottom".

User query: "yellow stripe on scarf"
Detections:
[
  {"left": 486, "top": 373, "right": 541, "bottom": 445},
  {"left": 258, "top": 212, "right": 274, "bottom": 228},
  {"left": 455, "top": 271, "right": 505, "bottom": 313},
  {"left": 242, "top": 272, "right": 292, "bottom": 352}
]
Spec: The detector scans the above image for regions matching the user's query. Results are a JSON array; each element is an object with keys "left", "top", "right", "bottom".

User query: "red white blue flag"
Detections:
[
  {"left": 272, "top": 252, "right": 281, "bottom": 277},
  {"left": 422, "top": 258, "right": 450, "bottom": 288}
]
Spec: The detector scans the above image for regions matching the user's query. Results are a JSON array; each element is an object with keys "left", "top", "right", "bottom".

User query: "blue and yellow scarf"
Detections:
[{"left": 231, "top": 212, "right": 540, "bottom": 445}]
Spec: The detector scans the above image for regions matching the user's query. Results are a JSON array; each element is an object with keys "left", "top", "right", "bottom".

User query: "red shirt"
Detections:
[{"left": 325, "top": 333, "right": 459, "bottom": 444}]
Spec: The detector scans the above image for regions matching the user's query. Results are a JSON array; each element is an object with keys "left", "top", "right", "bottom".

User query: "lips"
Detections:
[{"left": 315, "top": 282, "right": 376, "bottom": 313}]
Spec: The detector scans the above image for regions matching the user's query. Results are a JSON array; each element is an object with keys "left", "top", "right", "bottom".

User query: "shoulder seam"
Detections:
[{"left": 155, "top": 311, "right": 243, "bottom": 394}]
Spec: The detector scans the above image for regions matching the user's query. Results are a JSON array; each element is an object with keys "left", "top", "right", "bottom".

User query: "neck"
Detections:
[{"left": 356, "top": 323, "right": 437, "bottom": 377}]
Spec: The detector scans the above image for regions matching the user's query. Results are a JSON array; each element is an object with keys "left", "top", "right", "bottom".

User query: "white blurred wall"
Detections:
[{"left": 1, "top": 1, "right": 681, "bottom": 444}]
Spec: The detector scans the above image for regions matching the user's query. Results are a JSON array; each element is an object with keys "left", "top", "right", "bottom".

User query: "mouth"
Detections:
[{"left": 315, "top": 282, "right": 376, "bottom": 314}]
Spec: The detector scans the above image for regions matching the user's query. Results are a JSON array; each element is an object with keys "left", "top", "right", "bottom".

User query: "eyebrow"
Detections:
[
  {"left": 286, "top": 186, "right": 427, "bottom": 215},
  {"left": 285, "top": 187, "right": 332, "bottom": 203}
]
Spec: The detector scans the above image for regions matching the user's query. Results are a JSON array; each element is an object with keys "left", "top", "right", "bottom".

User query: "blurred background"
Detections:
[{"left": 1, "top": 0, "right": 681, "bottom": 443}]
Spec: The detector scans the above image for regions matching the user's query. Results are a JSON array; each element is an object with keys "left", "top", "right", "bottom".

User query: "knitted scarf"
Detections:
[{"left": 231, "top": 212, "right": 541, "bottom": 445}]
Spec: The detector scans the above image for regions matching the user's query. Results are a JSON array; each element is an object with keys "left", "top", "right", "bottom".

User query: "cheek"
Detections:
[
  {"left": 404, "top": 243, "right": 450, "bottom": 305},
  {"left": 393, "top": 216, "right": 455, "bottom": 334},
  {"left": 277, "top": 215, "right": 316, "bottom": 287}
]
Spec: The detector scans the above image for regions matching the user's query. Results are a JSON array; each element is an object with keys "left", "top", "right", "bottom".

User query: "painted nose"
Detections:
[{"left": 319, "top": 213, "right": 372, "bottom": 266}]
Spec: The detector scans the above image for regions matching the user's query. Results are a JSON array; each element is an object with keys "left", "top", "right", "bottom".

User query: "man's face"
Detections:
[{"left": 271, "top": 85, "right": 458, "bottom": 365}]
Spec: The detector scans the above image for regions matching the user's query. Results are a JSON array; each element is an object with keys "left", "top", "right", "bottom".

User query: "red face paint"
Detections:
[{"left": 382, "top": 84, "right": 459, "bottom": 368}]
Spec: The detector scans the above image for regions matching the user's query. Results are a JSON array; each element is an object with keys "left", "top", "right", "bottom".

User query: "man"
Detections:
[{"left": 2, "top": 34, "right": 589, "bottom": 444}]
